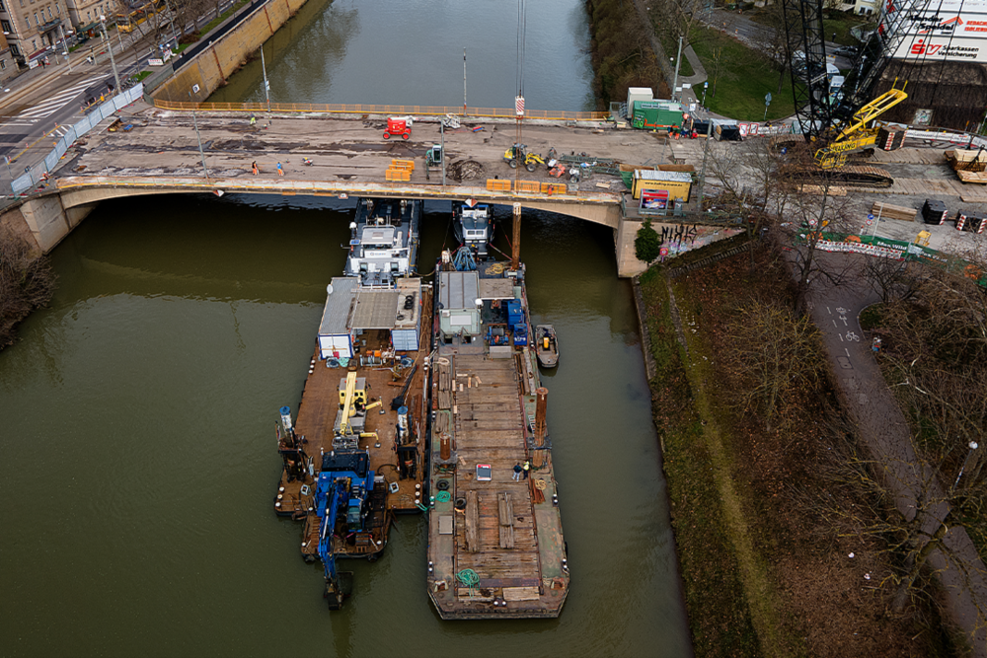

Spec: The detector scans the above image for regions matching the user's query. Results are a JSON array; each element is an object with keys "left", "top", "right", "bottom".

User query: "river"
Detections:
[
  {"left": 0, "top": 0, "right": 691, "bottom": 655},
  {"left": 207, "top": 0, "right": 597, "bottom": 111}
]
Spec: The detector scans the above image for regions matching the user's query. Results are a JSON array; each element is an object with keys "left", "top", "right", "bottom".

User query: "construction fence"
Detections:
[
  {"left": 151, "top": 99, "right": 609, "bottom": 122},
  {"left": 807, "top": 230, "right": 987, "bottom": 286},
  {"left": 10, "top": 84, "right": 145, "bottom": 196}
]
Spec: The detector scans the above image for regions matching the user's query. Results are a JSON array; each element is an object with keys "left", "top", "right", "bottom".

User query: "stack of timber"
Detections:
[
  {"left": 945, "top": 149, "right": 987, "bottom": 184},
  {"left": 870, "top": 202, "right": 917, "bottom": 222},
  {"left": 426, "top": 260, "right": 569, "bottom": 620}
]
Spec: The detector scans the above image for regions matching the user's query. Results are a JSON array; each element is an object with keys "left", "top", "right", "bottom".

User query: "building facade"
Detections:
[
  {"left": 65, "top": 0, "right": 120, "bottom": 40},
  {"left": 0, "top": 0, "right": 70, "bottom": 67},
  {"left": 0, "top": 32, "right": 16, "bottom": 81}
]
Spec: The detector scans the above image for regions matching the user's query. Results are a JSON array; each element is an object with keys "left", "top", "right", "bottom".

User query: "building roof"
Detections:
[
  {"left": 319, "top": 277, "right": 358, "bottom": 336},
  {"left": 439, "top": 271, "right": 480, "bottom": 312},
  {"left": 635, "top": 169, "right": 693, "bottom": 183}
]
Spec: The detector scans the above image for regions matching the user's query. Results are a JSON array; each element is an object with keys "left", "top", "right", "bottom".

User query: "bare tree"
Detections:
[
  {"left": 862, "top": 256, "right": 919, "bottom": 303},
  {"left": 726, "top": 296, "right": 825, "bottom": 431}
]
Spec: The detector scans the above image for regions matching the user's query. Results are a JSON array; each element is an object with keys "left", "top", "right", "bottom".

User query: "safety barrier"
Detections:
[
  {"left": 486, "top": 179, "right": 511, "bottom": 192},
  {"left": 11, "top": 84, "right": 144, "bottom": 195},
  {"left": 152, "top": 99, "right": 609, "bottom": 122},
  {"left": 514, "top": 181, "right": 541, "bottom": 194},
  {"left": 807, "top": 231, "right": 987, "bottom": 286}
]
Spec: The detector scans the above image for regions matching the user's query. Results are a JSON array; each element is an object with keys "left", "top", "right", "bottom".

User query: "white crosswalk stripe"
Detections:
[{"left": 13, "top": 78, "right": 104, "bottom": 121}]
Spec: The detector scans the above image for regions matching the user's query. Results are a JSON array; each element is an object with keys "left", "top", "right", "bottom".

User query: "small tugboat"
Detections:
[
  {"left": 345, "top": 197, "right": 422, "bottom": 286},
  {"left": 534, "top": 324, "right": 559, "bottom": 368},
  {"left": 274, "top": 199, "right": 430, "bottom": 610},
  {"left": 452, "top": 202, "right": 494, "bottom": 259}
]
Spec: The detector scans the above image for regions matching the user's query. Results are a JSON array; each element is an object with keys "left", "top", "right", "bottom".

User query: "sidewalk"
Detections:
[{"left": 803, "top": 251, "right": 987, "bottom": 657}]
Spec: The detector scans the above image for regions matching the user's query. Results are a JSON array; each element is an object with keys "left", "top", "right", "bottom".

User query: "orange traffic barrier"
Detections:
[
  {"left": 514, "top": 180, "right": 540, "bottom": 194},
  {"left": 541, "top": 182, "right": 567, "bottom": 195},
  {"left": 486, "top": 179, "right": 511, "bottom": 192},
  {"left": 391, "top": 159, "right": 415, "bottom": 171}
]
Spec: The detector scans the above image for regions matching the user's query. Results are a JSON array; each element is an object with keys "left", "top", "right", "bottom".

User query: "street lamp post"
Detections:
[
  {"left": 58, "top": 24, "right": 72, "bottom": 72},
  {"left": 952, "top": 441, "right": 980, "bottom": 494},
  {"left": 189, "top": 90, "right": 209, "bottom": 179},
  {"left": 260, "top": 43, "right": 271, "bottom": 113},
  {"left": 99, "top": 15, "right": 121, "bottom": 94},
  {"left": 671, "top": 36, "right": 683, "bottom": 102}
]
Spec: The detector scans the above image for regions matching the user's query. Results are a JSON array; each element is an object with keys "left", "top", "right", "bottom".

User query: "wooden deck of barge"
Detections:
[
  {"left": 275, "top": 286, "right": 432, "bottom": 561},
  {"left": 427, "top": 302, "right": 569, "bottom": 619}
]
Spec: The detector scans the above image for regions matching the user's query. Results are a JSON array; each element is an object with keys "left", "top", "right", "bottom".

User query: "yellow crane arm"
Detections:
[
  {"left": 338, "top": 371, "right": 358, "bottom": 436},
  {"left": 835, "top": 86, "right": 908, "bottom": 141}
]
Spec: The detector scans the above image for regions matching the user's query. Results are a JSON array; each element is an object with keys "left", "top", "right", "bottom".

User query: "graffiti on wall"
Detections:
[{"left": 652, "top": 222, "right": 743, "bottom": 257}]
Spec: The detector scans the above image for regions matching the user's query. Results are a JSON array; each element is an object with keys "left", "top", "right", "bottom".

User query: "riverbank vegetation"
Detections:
[
  {"left": 859, "top": 265, "right": 987, "bottom": 566},
  {"left": 638, "top": 246, "right": 957, "bottom": 656},
  {"left": 585, "top": 0, "right": 668, "bottom": 110},
  {"left": 0, "top": 230, "right": 55, "bottom": 349}
]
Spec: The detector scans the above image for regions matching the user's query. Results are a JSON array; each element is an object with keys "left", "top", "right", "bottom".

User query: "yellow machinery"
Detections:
[
  {"left": 813, "top": 83, "right": 908, "bottom": 169},
  {"left": 336, "top": 371, "right": 366, "bottom": 439}
]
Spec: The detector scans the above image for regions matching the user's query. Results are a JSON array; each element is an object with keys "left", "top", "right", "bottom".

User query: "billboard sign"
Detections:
[{"left": 880, "top": 0, "right": 987, "bottom": 62}]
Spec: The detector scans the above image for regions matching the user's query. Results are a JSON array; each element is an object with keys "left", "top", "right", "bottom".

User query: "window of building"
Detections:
[
  {"left": 1, "top": 60, "right": 6, "bottom": 70},
  {"left": 9, "top": 43, "right": 18, "bottom": 55},
  {"left": 1, "top": 19, "right": 10, "bottom": 31},
  {"left": 47, "top": 6, "right": 52, "bottom": 18},
  {"left": 30, "top": 38, "right": 35, "bottom": 50}
]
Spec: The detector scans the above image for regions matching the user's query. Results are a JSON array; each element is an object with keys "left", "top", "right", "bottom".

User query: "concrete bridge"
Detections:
[{"left": 5, "top": 109, "right": 745, "bottom": 277}]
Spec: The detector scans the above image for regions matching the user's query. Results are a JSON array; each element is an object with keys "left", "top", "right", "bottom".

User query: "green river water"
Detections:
[{"left": 1, "top": 0, "right": 692, "bottom": 654}]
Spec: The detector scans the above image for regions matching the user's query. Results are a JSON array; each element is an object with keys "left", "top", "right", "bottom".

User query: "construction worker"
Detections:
[
  {"left": 512, "top": 463, "right": 522, "bottom": 482},
  {"left": 523, "top": 460, "right": 530, "bottom": 479}
]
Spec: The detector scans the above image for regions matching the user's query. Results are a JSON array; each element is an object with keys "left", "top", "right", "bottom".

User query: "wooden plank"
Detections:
[
  {"left": 498, "top": 492, "right": 515, "bottom": 549},
  {"left": 870, "top": 201, "right": 916, "bottom": 222},
  {"left": 465, "top": 490, "right": 479, "bottom": 553},
  {"left": 502, "top": 586, "right": 541, "bottom": 602}
]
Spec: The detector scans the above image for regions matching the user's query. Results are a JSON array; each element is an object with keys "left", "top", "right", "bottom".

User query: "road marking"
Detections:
[
  {"left": 839, "top": 333, "right": 844, "bottom": 342},
  {"left": 826, "top": 306, "right": 832, "bottom": 315},
  {"left": 846, "top": 331, "right": 860, "bottom": 342},
  {"left": 845, "top": 348, "right": 850, "bottom": 356},
  {"left": 10, "top": 78, "right": 104, "bottom": 122}
]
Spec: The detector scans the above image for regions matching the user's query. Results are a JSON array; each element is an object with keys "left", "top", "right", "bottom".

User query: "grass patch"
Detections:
[
  {"left": 638, "top": 269, "right": 761, "bottom": 657},
  {"left": 198, "top": 0, "right": 251, "bottom": 36},
  {"left": 858, "top": 303, "right": 885, "bottom": 330},
  {"left": 821, "top": 14, "right": 876, "bottom": 46},
  {"left": 689, "top": 27, "right": 795, "bottom": 121},
  {"left": 133, "top": 70, "right": 152, "bottom": 82},
  {"left": 657, "top": 32, "right": 694, "bottom": 78},
  {"left": 174, "top": 42, "right": 190, "bottom": 54}
]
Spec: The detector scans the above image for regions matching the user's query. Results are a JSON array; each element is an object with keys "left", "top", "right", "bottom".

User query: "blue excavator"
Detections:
[{"left": 315, "top": 449, "right": 376, "bottom": 609}]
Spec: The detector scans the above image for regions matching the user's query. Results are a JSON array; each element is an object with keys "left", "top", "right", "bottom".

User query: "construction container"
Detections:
[
  {"left": 626, "top": 87, "right": 654, "bottom": 116},
  {"left": 921, "top": 199, "right": 948, "bottom": 225},
  {"left": 632, "top": 169, "right": 692, "bottom": 201},
  {"left": 956, "top": 209, "right": 987, "bottom": 233},
  {"left": 632, "top": 100, "right": 684, "bottom": 130}
]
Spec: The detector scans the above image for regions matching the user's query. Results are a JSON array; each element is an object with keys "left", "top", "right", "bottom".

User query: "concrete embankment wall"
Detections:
[{"left": 154, "top": 0, "right": 309, "bottom": 103}]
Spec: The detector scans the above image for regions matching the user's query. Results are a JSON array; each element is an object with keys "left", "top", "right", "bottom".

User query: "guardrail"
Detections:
[
  {"left": 10, "top": 84, "right": 144, "bottom": 195},
  {"left": 52, "top": 174, "right": 624, "bottom": 207},
  {"left": 151, "top": 99, "right": 610, "bottom": 122}
]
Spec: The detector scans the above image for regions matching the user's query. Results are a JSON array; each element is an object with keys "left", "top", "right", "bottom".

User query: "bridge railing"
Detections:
[
  {"left": 151, "top": 99, "right": 610, "bottom": 122},
  {"left": 10, "top": 84, "right": 145, "bottom": 196}
]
